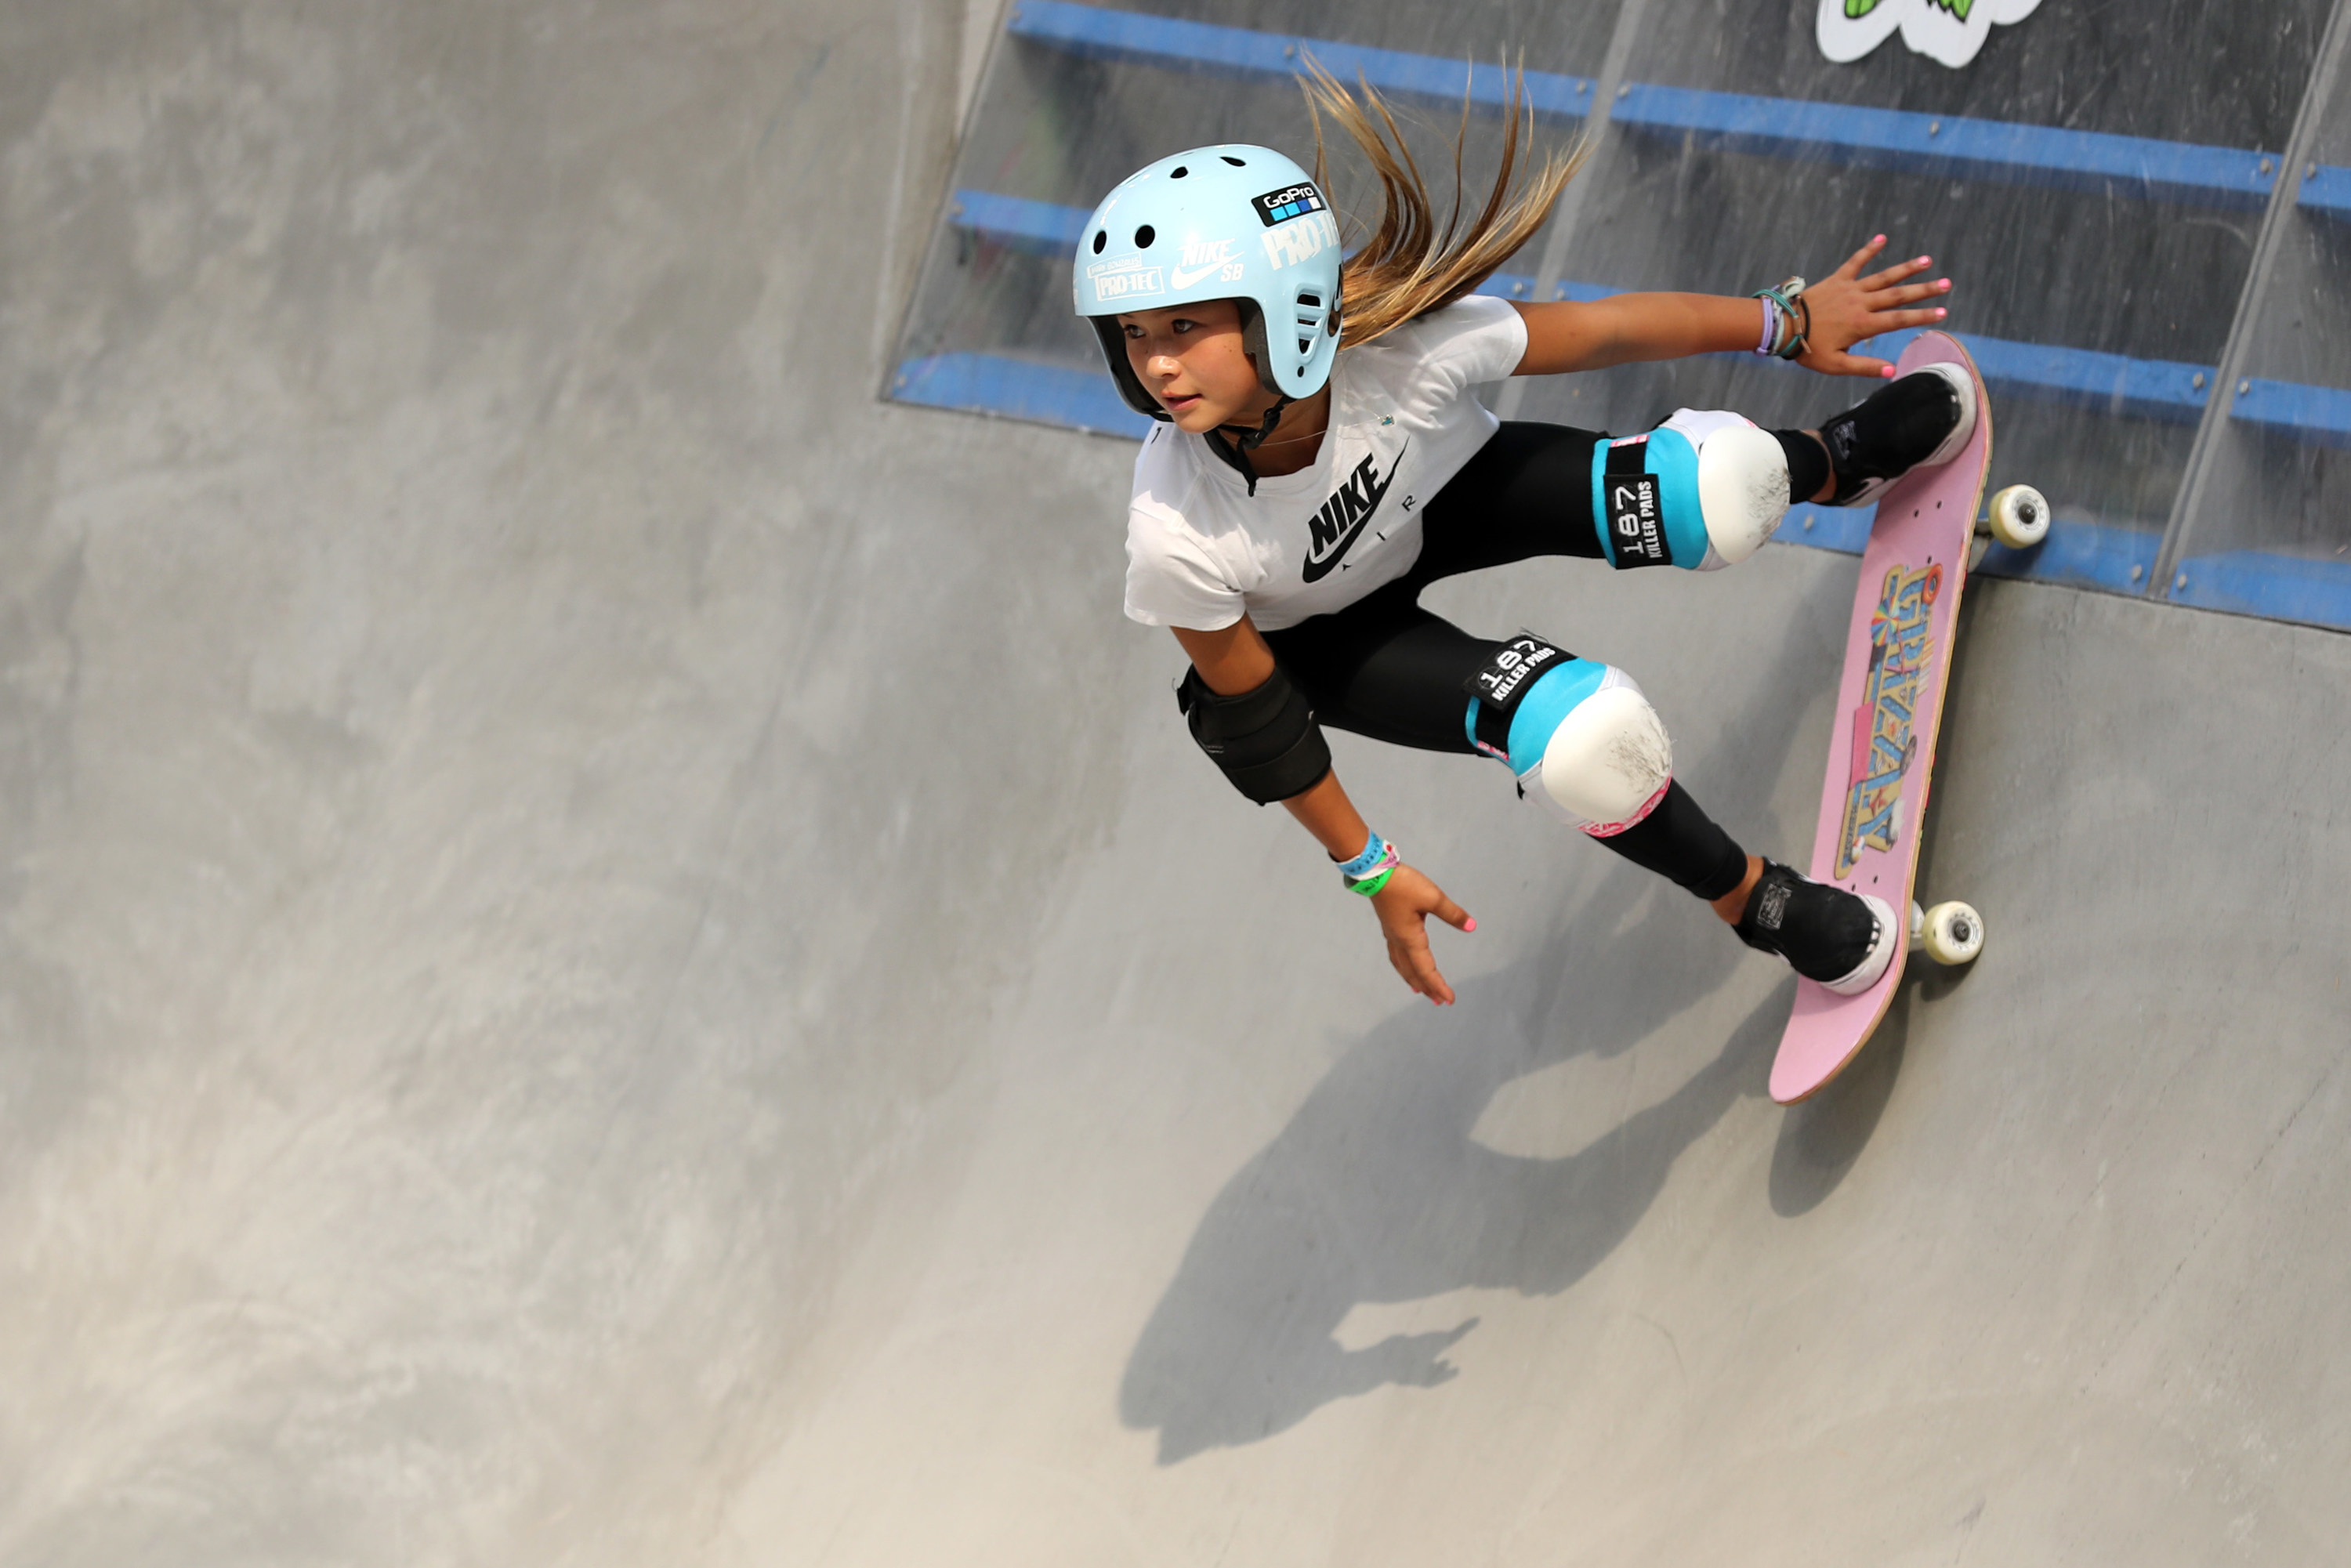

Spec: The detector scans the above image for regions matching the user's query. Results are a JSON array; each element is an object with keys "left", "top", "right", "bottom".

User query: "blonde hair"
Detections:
[{"left": 1301, "top": 60, "right": 1585, "bottom": 349}]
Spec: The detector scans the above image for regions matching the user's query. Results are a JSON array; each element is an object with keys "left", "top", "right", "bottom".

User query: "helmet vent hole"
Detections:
[
  {"left": 1222, "top": 155, "right": 1245, "bottom": 166},
  {"left": 1135, "top": 224, "right": 1155, "bottom": 248},
  {"left": 1297, "top": 292, "right": 1320, "bottom": 306},
  {"left": 1299, "top": 339, "right": 1313, "bottom": 354},
  {"left": 1170, "top": 165, "right": 1188, "bottom": 179},
  {"left": 1091, "top": 230, "right": 1106, "bottom": 254}
]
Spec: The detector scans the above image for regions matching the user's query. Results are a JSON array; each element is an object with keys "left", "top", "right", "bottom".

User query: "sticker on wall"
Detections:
[{"left": 1817, "top": 0, "right": 2043, "bottom": 69}]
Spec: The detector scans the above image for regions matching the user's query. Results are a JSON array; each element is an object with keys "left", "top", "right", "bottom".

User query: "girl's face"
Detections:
[{"left": 1116, "top": 300, "right": 1271, "bottom": 433}]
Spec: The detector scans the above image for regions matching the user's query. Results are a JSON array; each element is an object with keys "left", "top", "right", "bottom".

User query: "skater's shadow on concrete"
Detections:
[
  {"left": 1118, "top": 552, "right": 1914, "bottom": 1464},
  {"left": 1118, "top": 860, "right": 1786, "bottom": 1464}
]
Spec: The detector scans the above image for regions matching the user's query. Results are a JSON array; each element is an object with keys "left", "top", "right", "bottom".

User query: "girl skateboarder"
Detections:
[{"left": 1076, "top": 74, "right": 1969, "bottom": 1005}]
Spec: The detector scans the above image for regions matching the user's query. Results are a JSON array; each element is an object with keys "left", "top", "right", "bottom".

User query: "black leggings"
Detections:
[{"left": 1262, "top": 422, "right": 1750, "bottom": 903}]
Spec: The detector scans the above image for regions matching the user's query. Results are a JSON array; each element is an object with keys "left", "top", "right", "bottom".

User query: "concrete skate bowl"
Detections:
[{"left": 2, "top": 2, "right": 2349, "bottom": 1566}]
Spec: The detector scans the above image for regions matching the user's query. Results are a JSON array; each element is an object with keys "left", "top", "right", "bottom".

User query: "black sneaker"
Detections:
[
  {"left": 1817, "top": 363, "right": 1977, "bottom": 508},
  {"left": 1735, "top": 860, "right": 1898, "bottom": 995}
]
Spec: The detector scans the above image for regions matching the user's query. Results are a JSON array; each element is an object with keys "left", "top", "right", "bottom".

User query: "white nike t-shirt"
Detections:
[{"left": 1121, "top": 295, "right": 1530, "bottom": 632}]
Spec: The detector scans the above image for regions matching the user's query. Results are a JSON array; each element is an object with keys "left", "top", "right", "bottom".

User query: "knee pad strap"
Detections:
[{"left": 1592, "top": 427, "right": 1708, "bottom": 570}]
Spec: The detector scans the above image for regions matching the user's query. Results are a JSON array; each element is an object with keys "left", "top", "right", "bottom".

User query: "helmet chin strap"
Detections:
[
  {"left": 1223, "top": 395, "right": 1292, "bottom": 452},
  {"left": 1205, "top": 394, "right": 1293, "bottom": 496}
]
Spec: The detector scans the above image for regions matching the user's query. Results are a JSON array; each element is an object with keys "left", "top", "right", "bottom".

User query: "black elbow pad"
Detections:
[{"left": 1176, "top": 665, "right": 1333, "bottom": 805}]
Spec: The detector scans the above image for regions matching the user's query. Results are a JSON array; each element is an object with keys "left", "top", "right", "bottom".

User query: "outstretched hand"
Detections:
[
  {"left": 1794, "top": 235, "right": 1953, "bottom": 378},
  {"left": 1369, "top": 864, "right": 1474, "bottom": 1005}
]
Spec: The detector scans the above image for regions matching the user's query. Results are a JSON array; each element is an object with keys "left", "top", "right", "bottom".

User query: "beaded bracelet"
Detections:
[{"left": 1336, "top": 830, "right": 1402, "bottom": 898}]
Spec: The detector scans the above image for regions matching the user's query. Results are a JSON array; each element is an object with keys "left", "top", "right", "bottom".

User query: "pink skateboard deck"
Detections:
[{"left": 1769, "top": 331, "right": 1991, "bottom": 1105}]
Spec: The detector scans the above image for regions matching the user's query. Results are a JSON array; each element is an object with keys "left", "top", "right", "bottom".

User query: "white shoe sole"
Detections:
[{"left": 1823, "top": 893, "right": 1899, "bottom": 995}]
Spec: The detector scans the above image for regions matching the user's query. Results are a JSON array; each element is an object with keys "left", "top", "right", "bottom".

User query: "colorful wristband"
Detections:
[
  {"left": 1338, "top": 831, "right": 1402, "bottom": 896},
  {"left": 1751, "top": 276, "right": 1810, "bottom": 360}
]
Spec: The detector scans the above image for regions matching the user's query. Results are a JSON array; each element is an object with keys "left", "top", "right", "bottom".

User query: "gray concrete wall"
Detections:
[{"left": 2, "top": 3, "right": 2347, "bottom": 1566}]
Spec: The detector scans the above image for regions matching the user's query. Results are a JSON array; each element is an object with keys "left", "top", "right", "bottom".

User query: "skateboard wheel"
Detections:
[
  {"left": 1986, "top": 485, "right": 2049, "bottom": 550},
  {"left": 1920, "top": 900, "right": 1984, "bottom": 965}
]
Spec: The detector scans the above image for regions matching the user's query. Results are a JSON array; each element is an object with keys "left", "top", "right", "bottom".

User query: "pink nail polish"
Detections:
[
  {"left": 1936, "top": 307, "right": 1947, "bottom": 317},
  {"left": 1465, "top": 917, "right": 1478, "bottom": 932}
]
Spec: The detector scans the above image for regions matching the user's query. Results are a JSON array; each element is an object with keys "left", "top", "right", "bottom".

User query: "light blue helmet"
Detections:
[{"left": 1072, "top": 145, "right": 1343, "bottom": 422}]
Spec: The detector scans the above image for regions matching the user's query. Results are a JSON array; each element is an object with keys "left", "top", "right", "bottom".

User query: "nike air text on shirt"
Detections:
[{"left": 1121, "top": 295, "right": 1529, "bottom": 632}]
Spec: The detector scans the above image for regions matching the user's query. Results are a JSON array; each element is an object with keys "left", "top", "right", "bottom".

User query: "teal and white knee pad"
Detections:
[
  {"left": 1464, "top": 636, "right": 1673, "bottom": 835},
  {"left": 1592, "top": 409, "right": 1789, "bottom": 571}
]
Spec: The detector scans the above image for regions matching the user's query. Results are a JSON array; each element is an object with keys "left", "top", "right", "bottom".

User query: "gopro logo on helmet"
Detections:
[{"left": 1251, "top": 184, "right": 1328, "bottom": 227}]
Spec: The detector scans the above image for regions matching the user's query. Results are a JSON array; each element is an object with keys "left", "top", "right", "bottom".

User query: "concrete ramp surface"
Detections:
[{"left": 2, "top": 3, "right": 2348, "bottom": 1565}]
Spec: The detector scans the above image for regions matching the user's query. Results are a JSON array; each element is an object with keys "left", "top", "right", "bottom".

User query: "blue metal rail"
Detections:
[
  {"left": 1005, "top": 0, "right": 1596, "bottom": 118},
  {"left": 1005, "top": 2, "right": 2277, "bottom": 208},
  {"left": 940, "top": 190, "right": 2266, "bottom": 429},
  {"left": 2299, "top": 163, "right": 2351, "bottom": 219},
  {"left": 1611, "top": 85, "right": 2275, "bottom": 208},
  {"left": 2232, "top": 377, "right": 2351, "bottom": 449}
]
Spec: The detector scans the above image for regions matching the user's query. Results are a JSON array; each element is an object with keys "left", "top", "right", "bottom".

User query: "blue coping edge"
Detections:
[
  {"left": 1613, "top": 85, "right": 2275, "bottom": 209},
  {"left": 2300, "top": 164, "right": 2351, "bottom": 219},
  {"left": 1768, "top": 509, "right": 2157, "bottom": 600},
  {"left": 893, "top": 350, "right": 2202, "bottom": 603},
  {"left": 1973, "top": 516, "right": 2159, "bottom": 594},
  {"left": 893, "top": 353, "right": 1155, "bottom": 437},
  {"left": 2233, "top": 377, "right": 2351, "bottom": 449},
  {"left": 1767, "top": 509, "right": 2154, "bottom": 597},
  {"left": 1004, "top": 2, "right": 2270, "bottom": 208},
  {"left": 2172, "top": 548, "right": 2351, "bottom": 629},
  {"left": 1005, "top": 0, "right": 1595, "bottom": 118}
]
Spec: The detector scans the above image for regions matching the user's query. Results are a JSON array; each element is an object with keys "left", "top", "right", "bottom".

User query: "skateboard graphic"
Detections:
[{"left": 1767, "top": 331, "right": 2048, "bottom": 1105}]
